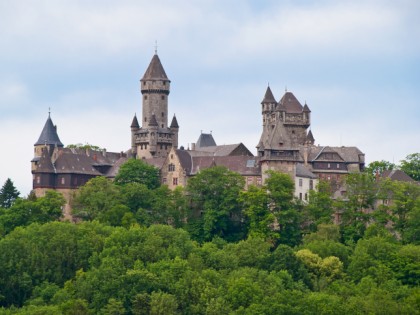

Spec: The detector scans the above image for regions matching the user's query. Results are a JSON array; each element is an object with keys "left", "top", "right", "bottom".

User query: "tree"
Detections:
[
  {"left": 186, "top": 166, "right": 245, "bottom": 242},
  {"left": 114, "top": 159, "right": 160, "bottom": 189},
  {"left": 239, "top": 185, "right": 277, "bottom": 242},
  {"left": 265, "top": 171, "right": 302, "bottom": 247},
  {"left": 72, "top": 177, "right": 120, "bottom": 220},
  {"left": 364, "top": 160, "right": 395, "bottom": 177},
  {"left": 0, "top": 178, "right": 20, "bottom": 208},
  {"left": 400, "top": 153, "right": 420, "bottom": 181},
  {"left": 304, "top": 180, "right": 334, "bottom": 232}
]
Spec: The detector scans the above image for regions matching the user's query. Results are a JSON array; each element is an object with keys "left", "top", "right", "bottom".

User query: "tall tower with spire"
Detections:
[
  {"left": 132, "top": 52, "right": 179, "bottom": 159},
  {"left": 257, "top": 86, "right": 313, "bottom": 179}
]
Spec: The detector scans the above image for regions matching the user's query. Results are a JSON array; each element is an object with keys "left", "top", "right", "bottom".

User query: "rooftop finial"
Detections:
[
  {"left": 285, "top": 86, "right": 287, "bottom": 92},
  {"left": 268, "top": 82, "right": 270, "bottom": 87},
  {"left": 154, "top": 40, "right": 158, "bottom": 55},
  {"left": 48, "top": 107, "right": 51, "bottom": 117}
]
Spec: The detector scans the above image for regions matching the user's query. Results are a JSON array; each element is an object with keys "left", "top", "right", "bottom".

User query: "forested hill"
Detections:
[{"left": 0, "top": 160, "right": 419, "bottom": 314}]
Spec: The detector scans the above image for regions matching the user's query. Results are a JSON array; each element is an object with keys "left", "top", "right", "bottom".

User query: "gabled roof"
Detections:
[
  {"left": 196, "top": 133, "right": 216, "bottom": 148},
  {"left": 194, "top": 143, "right": 253, "bottom": 157},
  {"left": 381, "top": 170, "right": 415, "bottom": 183},
  {"left": 131, "top": 114, "right": 140, "bottom": 128},
  {"left": 261, "top": 86, "right": 277, "bottom": 104},
  {"left": 278, "top": 91, "right": 303, "bottom": 113},
  {"left": 141, "top": 54, "right": 170, "bottom": 81},
  {"left": 170, "top": 115, "right": 179, "bottom": 128},
  {"left": 34, "top": 114, "right": 64, "bottom": 147},
  {"left": 190, "top": 156, "right": 261, "bottom": 176}
]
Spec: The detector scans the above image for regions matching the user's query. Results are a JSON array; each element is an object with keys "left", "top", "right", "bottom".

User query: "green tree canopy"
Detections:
[
  {"left": 0, "top": 178, "right": 20, "bottom": 208},
  {"left": 186, "top": 166, "right": 245, "bottom": 242},
  {"left": 114, "top": 159, "right": 160, "bottom": 189},
  {"left": 365, "top": 160, "right": 395, "bottom": 177},
  {"left": 400, "top": 153, "right": 420, "bottom": 181}
]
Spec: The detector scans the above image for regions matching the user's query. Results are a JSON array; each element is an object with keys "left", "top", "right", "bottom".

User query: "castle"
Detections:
[{"left": 31, "top": 53, "right": 365, "bottom": 217}]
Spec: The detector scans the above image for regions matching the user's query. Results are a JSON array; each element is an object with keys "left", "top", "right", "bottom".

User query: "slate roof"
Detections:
[
  {"left": 170, "top": 115, "right": 179, "bottom": 128},
  {"left": 131, "top": 115, "right": 140, "bottom": 128},
  {"left": 190, "top": 156, "right": 261, "bottom": 176},
  {"left": 296, "top": 164, "right": 317, "bottom": 179},
  {"left": 148, "top": 114, "right": 158, "bottom": 126},
  {"left": 144, "top": 157, "right": 166, "bottom": 169},
  {"left": 194, "top": 143, "right": 253, "bottom": 157},
  {"left": 196, "top": 133, "right": 216, "bottom": 148},
  {"left": 306, "top": 130, "right": 315, "bottom": 144},
  {"left": 278, "top": 92, "right": 303, "bottom": 113},
  {"left": 141, "top": 54, "right": 170, "bottom": 81},
  {"left": 381, "top": 170, "right": 415, "bottom": 183},
  {"left": 306, "top": 146, "right": 363, "bottom": 163},
  {"left": 34, "top": 115, "right": 64, "bottom": 147},
  {"left": 261, "top": 86, "right": 277, "bottom": 104}
]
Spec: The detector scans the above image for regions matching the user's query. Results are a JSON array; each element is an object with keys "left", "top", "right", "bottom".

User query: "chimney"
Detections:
[{"left": 191, "top": 143, "right": 196, "bottom": 151}]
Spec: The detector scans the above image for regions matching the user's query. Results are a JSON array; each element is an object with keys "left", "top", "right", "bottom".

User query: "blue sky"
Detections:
[{"left": 1, "top": 0, "right": 419, "bottom": 195}]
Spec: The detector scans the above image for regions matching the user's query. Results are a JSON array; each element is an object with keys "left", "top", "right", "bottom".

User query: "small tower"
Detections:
[
  {"left": 130, "top": 114, "right": 140, "bottom": 156},
  {"left": 34, "top": 113, "right": 64, "bottom": 160},
  {"left": 170, "top": 114, "right": 179, "bottom": 149}
]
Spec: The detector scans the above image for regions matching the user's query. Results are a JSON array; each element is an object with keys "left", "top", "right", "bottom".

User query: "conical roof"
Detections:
[
  {"left": 170, "top": 114, "right": 179, "bottom": 128},
  {"left": 279, "top": 91, "right": 303, "bottom": 113},
  {"left": 141, "top": 54, "right": 170, "bottom": 81},
  {"left": 148, "top": 114, "right": 158, "bottom": 127},
  {"left": 306, "top": 130, "right": 315, "bottom": 144},
  {"left": 261, "top": 86, "right": 276, "bottom": 104},
  {"left": 131, "top": 114, "right": 140, "bottom": 128},
  {"left": 34, "top": 114, "right": 64, "bottom": 147},
  {"left": 303, "top": 103, "right": 311, "bottom": 112}
]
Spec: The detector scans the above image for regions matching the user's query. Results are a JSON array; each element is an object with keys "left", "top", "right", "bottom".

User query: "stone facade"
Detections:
[{"left": 131, "top": 53, "right": 179, "bottom": 159}]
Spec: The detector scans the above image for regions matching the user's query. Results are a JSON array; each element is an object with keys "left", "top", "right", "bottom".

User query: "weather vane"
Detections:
[{"left": 154, "top": 40, "right": 158, "bottom": 54}]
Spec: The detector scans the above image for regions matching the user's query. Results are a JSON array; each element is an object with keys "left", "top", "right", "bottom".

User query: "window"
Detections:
[
  {"left": 299, "top": 193, "right": 302, "bottom": 200},
  {"left": 144, "top": 117, "right": 147, "bottom": 122},
  {"left": 61, "top": 177, "right": 65, "bottom": 185},
  {"left": 144, "top": 95, "right": 148, "bottom": 100},
  {"left": 173, "top": 178, "right": 178, "bottom": 186},
  {"left": 161, "top": 112, "right": 164, "bottom": 117},
  {"left": 168, "top": 163, "right": 175, "bottom": 172},
  {"left": 337, "top": 163, "right": 340, "bottom": 169},
  {"left": 327, "top": 163, "right": 331, "bottom": 169},
  {"left": 309, "top": 180, "right": 313, "bottom": 190},
  {"left": 161, "top": 95, "right": 165, "bottom": 100},
  {"left": 305, "top": 193, "right": 308, "bottom": 201},
  {"left": 247, "top": 177, "right": 253, "bottom": 184},
  {"left": 299, "top": 179, "right": 303, "bottom": 187},
  {"left": 36, "top": 176, "right": 40, "bottom": 184},
  {"left": 257, "top": 177, "right": 262, "bottom": 186},
  {"left": 163, "top": 178, "right": 167, "bottom": 184}
]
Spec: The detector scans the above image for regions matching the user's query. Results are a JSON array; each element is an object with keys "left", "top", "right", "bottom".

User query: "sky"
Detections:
[{"left": 0, "top": 0, "right": 419, "bottom": 196}]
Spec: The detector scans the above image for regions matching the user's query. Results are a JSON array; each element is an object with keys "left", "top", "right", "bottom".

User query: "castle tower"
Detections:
[
  {"left": 257, "top": 88, "right": 311, "bottom": 180},
  {"left": 133, "top": 53, "right": 179, "bottom": 159},
  {"left": 33, "top": 113, "right": 64, "bottom": 162}
]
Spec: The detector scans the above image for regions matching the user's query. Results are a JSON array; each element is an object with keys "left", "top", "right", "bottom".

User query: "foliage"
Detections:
[
  {"left": 66, "top": 143, "right": 103, "bottom": 151},
  {"left": 186, "top": 166, "right": 245, "bottom": 242},
  {"left": 400, "top": 153, "right": 420, "bottom": 181},
  {"left": 0, "top": 178, "right": 20, "bottom": 209},
  {"left": 365, "top": 160, "right": 395, "bottom": 177},
  {"left": 114, "top": 158, "right": 160, "bottom": 189}
]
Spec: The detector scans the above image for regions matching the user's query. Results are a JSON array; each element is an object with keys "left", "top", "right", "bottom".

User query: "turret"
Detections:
[
  {"left": 130, "top": 114, "right": 140, "bottom": 156},
  {"left": 148, "top": 114, "right": 158, "bottom": 155},
  {"left": 170, "top": 114, "right": 179, "bottom": 149},
  {"left": 34, "top": 113, "right": 64, "bottom": 159},
  {"left": 261, "top": 85, "right": 277, "bottom": 128}
]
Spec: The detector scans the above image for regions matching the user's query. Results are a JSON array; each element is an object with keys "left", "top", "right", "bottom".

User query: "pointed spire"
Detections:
[
  {"left": 170, "top": 114, "right": 179, "bottom": 128},
  {"left": 306, "top": 130, "right": 315, "bottom": 144},
  {"left": 131, "top": 114, "right": 140, "bottom": 128},
  {"left": 303, "top": 102, "right": 311, "bottom": 112},
  {"left": 261, "top": 85, "right": 277, "bottom": 104},
  {"left": 148, "top": 113, "right": 158, "bottom": 127},
  {"left": 141, "top": 54, "right": 169, "bottom": 81},
  {"left": 34, "top": 114, "right": 64, "bottom": 147}
]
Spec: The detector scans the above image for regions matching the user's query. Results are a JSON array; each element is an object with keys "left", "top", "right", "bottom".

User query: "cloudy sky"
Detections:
[{"left": 1, "top": 0, "right": 419, "bottom": 195}]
